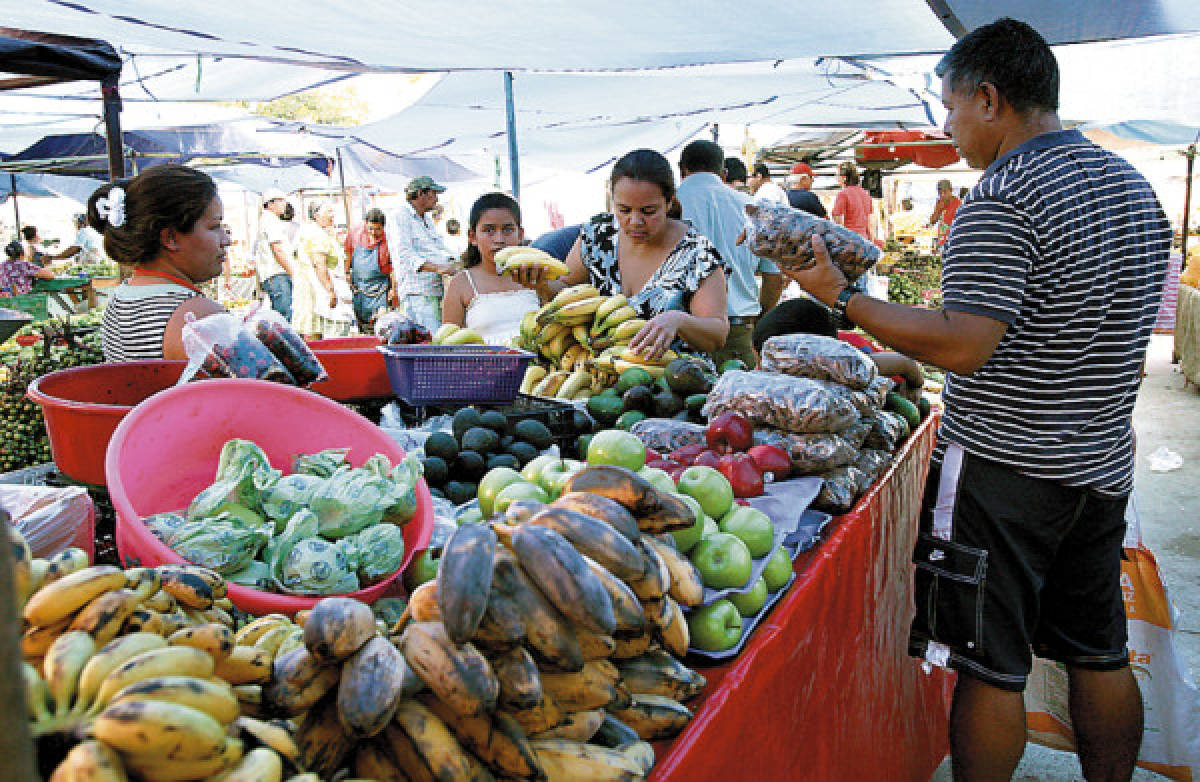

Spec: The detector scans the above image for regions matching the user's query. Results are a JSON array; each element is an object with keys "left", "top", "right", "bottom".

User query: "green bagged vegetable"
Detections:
[
  {"left": 260, "top": 473, "right": 322, "bottom": 528},
  {"left": 215, "top": 439, "right": 273, "bottom": 482},
  {"left": 187, "top": 439, "right": 281, "bottom": 521},
  {"left": 348, "top": 524, "right": 407, "bottom": 585},
  {"left": 293, "top": 447, "right": 350, "bottom": 478},
  {"left": 268, "top": 509, "right": 360, "bottom": 595},
  {"left": 143, "top": 512, "right": 188, "bottom": 543},
  {"left": 383, "top": 454, "right": 422, "bottom": 525},
  {"left": 171, "top": 513, "right": 270, "bottom": 575},
  {"left": 308, "top": 466, "right": 394, "bottom": 539},
  {"left": 226, "top": 560, "right": 273, "bottom": 589}
]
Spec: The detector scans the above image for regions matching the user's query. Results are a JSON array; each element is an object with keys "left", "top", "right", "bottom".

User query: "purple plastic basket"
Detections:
[{"left": 377, "top": 345, "right": 535, "bottom": 405}]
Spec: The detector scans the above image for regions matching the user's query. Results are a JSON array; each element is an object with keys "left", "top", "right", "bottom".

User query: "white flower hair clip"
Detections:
[{"left": 96, "top": 187, "right": 126, "bottom": 228}]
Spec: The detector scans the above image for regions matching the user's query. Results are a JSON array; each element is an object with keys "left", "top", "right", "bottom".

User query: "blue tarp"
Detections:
[
  {"left": 0, "top": 173, "right": 105, "bottom": 203},
  {"left": 1081, "top": 121, "right": 1200, "bottom": 147}
]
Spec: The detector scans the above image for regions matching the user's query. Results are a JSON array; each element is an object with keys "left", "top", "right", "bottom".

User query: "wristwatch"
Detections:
[{"left": 831, "top": 286, "right": 857, "bottom": 329}]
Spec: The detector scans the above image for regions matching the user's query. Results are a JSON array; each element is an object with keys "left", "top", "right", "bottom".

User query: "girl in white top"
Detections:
[{"left": 441, "top": 193, "right": 541, "bottom": 346}]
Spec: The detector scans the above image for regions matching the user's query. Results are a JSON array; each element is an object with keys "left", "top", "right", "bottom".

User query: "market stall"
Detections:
[{"left": 1177, "top": 283, "right": 1200, "bottom": 386}]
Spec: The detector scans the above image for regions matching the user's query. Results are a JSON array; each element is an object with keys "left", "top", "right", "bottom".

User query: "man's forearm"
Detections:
[
  {"left": 758, "top": 273, "right": 784, "bottom": 313},
  {"left": 270, "top": 243, "right": 293, "bottom": 275},
  {"left": 841, "top": 294, "right": 1004, "bottom": 375}
]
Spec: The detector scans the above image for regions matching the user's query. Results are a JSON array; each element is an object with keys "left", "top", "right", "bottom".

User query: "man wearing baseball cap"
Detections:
[
  {"left": 786, "top": 163, "right": 827, "bottom": 218},
  {"left": 255, "top": 189, "right": 295, "bottom": 321},
  {"left": 387, "top": 176, "right": 457, "bottom": 332}
]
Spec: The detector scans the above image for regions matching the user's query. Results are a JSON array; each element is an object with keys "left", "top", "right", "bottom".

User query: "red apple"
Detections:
[
  {"left": 645, "top": 448, "right": 662, "bottom": 463},
  {"left": 646, "top": 458, "right": 682, "bottom": 472},
  {"left": 670, "top": 443, "right": 707, "bottom": 466},
  {"left": 666, "top": 466, "right": 686, "bottom": 484},
  {"left": 717, "top": 452, "right": 764, "bottom": 498},
  {"left": 706, "top": 411, "right": 754, "bottom": 454},
  {"left": 747, "top": 445, "right": 791, "bottom": 482},
  {"left": 693, "top": 449, "right": 722, "bottom": 469},
  {"left": 734, "top": 498, "right": 751, "bottom": 507}
]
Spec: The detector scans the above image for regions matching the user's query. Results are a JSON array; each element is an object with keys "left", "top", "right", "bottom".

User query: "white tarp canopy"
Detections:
[{"left": 2, "top": 0, "right": 1199, "bottom": 71}]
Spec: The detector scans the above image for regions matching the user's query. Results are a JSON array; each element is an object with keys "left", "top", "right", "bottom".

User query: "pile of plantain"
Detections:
[{"left": 515, "top": 285, "right": 678, "bottom": 401}]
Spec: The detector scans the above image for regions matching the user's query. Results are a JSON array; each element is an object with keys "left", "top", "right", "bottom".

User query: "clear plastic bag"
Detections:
[
  {"left": 375, "top": 311, "right": 431, "bottom": 345},
  {"left": 853, "top": 448, "right": 893, "bottom": 487},
  {"left": 0, "top": 484, "right": 95, "bottom": 560},
  {"left": 245, "top": 308, "right": 329, "bottom": 386},
  {"left": 180, "top": 312, "right": 295, "bottom": 385},
  {"left": 630, "top": 418, "right": 708, "bottom": 454},
  {"left": 760, "top": 334, "right": 878, "bottom": 390},
  {"left": 863, "top": 411, "right": 909, "bottom": 452},
  {"left": 813, "top": 464, "right": 867, "bottom": 514},
  {"left": 739, "top": 200, "right": 881, "bottom": 282},
  {"left": 752, "top": 428, "right": 860, "bottom": 474},
  {"left": 703, "top": 370, "right": 860, "bottom": 434}
]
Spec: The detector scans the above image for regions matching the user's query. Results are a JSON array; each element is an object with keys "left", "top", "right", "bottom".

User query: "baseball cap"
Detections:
[
  {"left": 790, "top": 163, "right": 814, "bottom": 177},
  {"left": 262, "top": 188, "right": 288, "bottom": 204},
  {"left": 405, "top": 176, "right": 446, "bottom": 196}
]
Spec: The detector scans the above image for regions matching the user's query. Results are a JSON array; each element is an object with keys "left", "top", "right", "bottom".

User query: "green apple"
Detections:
[
  {"left": 676, "top": 466, "right": 734, "bottom": 520},
  {"left": 728, "top": 577, "right": 768, "bottom": 617},
  {"left": 521, "top": 453, "right": 560, "bottom": 484},
  {"left": 686, "top": 598, "right": 744, "bottom": 651},
  {"left": 476, "top": 467, "right": 525, "bottom": 517},
  {"left": 586, "top": 429, "right": 646, "bottom": 471},
  {"left": 403, "top": 548, "right": 440, "bottom": 591},
  {"left": 718, "top": 506, "right": 775, "bottom": 558},
  {"left": 537, "top": 458, "right": 584, "bottom": 500},
  {"left": 762, "top": 545, "right": 794, "bottom": 592},
  {"left": 670, "top": 494, "right": 706, "bottom": 554},
  {"left": 701, "top": 517, "right": 719, "bottom": 539},
  {"left": 689, "top": 532, "right": 753, "bottom": 589},
  {"left": 493, "top": 481, "right": 550, "bottom": 515},
  {"left": 638, "top": 466, "right": 677, "bottom": 496}
]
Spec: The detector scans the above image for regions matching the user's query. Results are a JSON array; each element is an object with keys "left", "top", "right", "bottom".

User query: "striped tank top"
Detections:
[{"left": 101, "top": 282, "right": 201, "bottom": 362}]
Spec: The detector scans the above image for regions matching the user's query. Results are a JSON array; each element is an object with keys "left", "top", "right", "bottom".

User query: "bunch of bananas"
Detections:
[
  {"left": 516, "top": 286, "right": 676, "bottom": 400},
  {"left": 494, "top": 246, "right": 570, "bottom": 280},
  {"left": 430, "top": 323, "right": 485, "bottom": 346}
]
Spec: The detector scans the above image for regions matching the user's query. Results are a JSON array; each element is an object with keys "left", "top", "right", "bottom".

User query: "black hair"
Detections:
[
  {"left": 680, "top": 140, "right": 724, "bottom": 175},
  {"left": 610, "top": 149, "right": 675, "bottom": 203},
  {"left": 752, "top": 162, "right": 771, "bottom": 179},
  {"left": 20, "top": 225, "right": 36, "bottom": 241},
  {"left": 365, "top": 208, "right": 386, "bottom": 226},
  {"left": 838, "top": 161, "right": 860, "bottom": 186},
  {"left": 935, "top": 17, "right": 1059, "bottom": 113},
  {"left": 87, "top": 164, "right": 218, "bottom": 267},
  {"left": 4, "top": 240, "right": 22, "bottom": 261},
  {"left": 280, "top": 202, "right": 295, "bottom": 222},
  {"left": 463, "top": 192, "right": 522, "bottom": 269},
  {"left": 724, "top": 157, "right": 748, "bottom": 184},
  {"left": 752, "top": 297, "right": 836, "bottom": 351}
]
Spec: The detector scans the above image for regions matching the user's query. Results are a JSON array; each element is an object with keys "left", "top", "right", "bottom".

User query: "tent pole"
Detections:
[
  {"left": 101, "top": 79, "right": 124, "bottom": 180},
  {"left": 336, "top": 147, "right": 352, "bottom": 226},
  {"left": 504, "top": 71, "right": 520, "bottom": 199},
  {"left": 9, "top": 175, "right": 20, "bottom": 236},
  {"left": 1182, "top": 144, "right": 1195, "bottom": 260}
]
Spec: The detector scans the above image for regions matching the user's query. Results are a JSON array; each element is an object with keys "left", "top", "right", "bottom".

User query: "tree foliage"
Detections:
[{"left": 250, "top": 84, "right": 367, "bottom": 126}]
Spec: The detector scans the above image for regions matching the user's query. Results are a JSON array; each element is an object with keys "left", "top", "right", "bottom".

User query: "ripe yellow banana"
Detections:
[
  {"left": 391, "top": 698, "right": 476, "bottom": 781},
  {"left": 109, "top": 674, "right": 240, "bottom": 725},
  {"left": 23, "top": 662, "right": 53, "bottom": 727},
  {"left": 520, "top": 365, "right": 548, "bottom": 395},
  {"left": 613, "top": 359, "right": 665, "bottom": 379},
  {"left": 124, "top": 567, "right": 163, "bottom": 601},
  {"left": 559, "top": 344, "right": 588, "bottom": 372},
  {"left": 43, "top": 547, "right": 90, "bottom": 585},
  {"left": 142, "top": 589, "right": 176, "bottom": 614},
  {"left": 73, "top": 632, "right": 168, "bottom": 719},
  {"left": 592, "top": 294, "right": 629, "bottom": 331},
  {"left": 599, "top": 305, "right": 639, "bottom": 334},
  {"left": 536, "top": 321, "right": 570, "bottom": 348},
  {"left": 91, "top": 646, "right": 215, "bottom": 716},
  {"left": 214, "top": 645, "right": 273, "bottom": 685},
  {"left": 519, "top": 311, "right": 540, "bottom": 343},
  {"left": 45, "top": 630, "right": 96, "bottom": 718},
  {"left": 532, "top": 370, "right": 570, "bottom": 398},
  {"left": 495, "top": 248, "right": 570, "bottom": 280},
  {"left": 169, "top": 622, "right": 235, "bottom": 662},
  {"left": 23, "top": 617, "right": 70, "bottom": 659},
  {"left": 214, "top": 746, "right": 283, "bottom": 782},
  {"left": 529, "top": 738, "right": 647, "bottom": 781},
  {"left": 94, "top": 699, "right": 226, "bottom": 761},
  {"left": 121, "top": 736, "right": 243, "bottom": 782},
  {"left": 49, "top": 740, "right": 128, "bottom": 782},
  {"left": 609, "top": 318, "right": 648, "bottom": 343},
  {"left": 552, "top": 296, "right": 607, "bottom": 325},
  {"left": 156, "top": 564, "right": 225, "bottom": 610},
  {"left": 251, "top": 623, "right": 293, "bottom": 658},
  {"left": 69, "top": 588, "right": 142, "bottom": 647},
  {"left": 549, "top": 284, "right": 601, "bottom": 311},
  {"left": 431, "top": 323, "right": 460, "bottom": 345},
  {"left": 572, "top": 325, "right": 592, "bottom": 348},
  {"left": 24, "top": 565, "right": 127, "bottom": 627},
  {"left": 235, "top": 716, "right": 303, "bottom": 768},
  {"left": 556, "top": 370, "right": 593, "bottom": 401},
  {"left": 233, "top": 615, "right": 290, "bottom": 646}
]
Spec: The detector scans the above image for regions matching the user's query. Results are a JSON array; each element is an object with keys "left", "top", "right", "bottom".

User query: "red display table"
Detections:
[{"left": 652, "top": 413, "right": 951, "bottom": 781}]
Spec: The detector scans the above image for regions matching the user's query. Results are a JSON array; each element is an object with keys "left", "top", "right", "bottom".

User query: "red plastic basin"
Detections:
[
  {"left": 306, "top": 336, "right": 391, "bottom": 402},
  {"left": 104, "top": 378, "right": 433, "bottom": 616},
  {"left": 27, "top": 360, "right": 187, "bottom": 486}
]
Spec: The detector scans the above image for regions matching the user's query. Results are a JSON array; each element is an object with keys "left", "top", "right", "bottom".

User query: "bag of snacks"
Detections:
[
  {"left": 703, "top": 370, "right": 860, "bottom": 434},
  {"left": 814, "top": 464, "right": 868, "bottom": 514},
  {"left": 739, "top": 199, "right": 881, "bottom": 281},
  {"left": 853, "top": 448, "right": 894, "bottom": 487},
  {"left": 245, "top": 308, "right": 328, "bottom": 386},
  {"left": 752, "top": 428, "right": 860, "bottom": 474},
  {"left": 180, "top": 312, "right": 295, "bottom": 385},
  {"left": 760, "top": 334, "right": 878, "bottom": 390},
  {"left": 375, "top": 311, "right": 432, "bottom": 345},
  {"left": 863, "top": 411, "right": 910, "bottom": 452},
  {"left": 630, "top": 419, "right": 708, "bottom": 454}
]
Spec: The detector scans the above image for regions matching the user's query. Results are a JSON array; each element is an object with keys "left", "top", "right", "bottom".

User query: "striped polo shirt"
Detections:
[
  {"left": 102, "top": 282, "right": 200, "bottom": 362},
  {"left": 938, "top": 129, "right": 1170, "bottom": 497}
]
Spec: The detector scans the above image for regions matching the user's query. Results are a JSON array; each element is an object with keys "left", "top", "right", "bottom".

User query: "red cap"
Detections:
[{"left": 790, "top": 163, "right": 813, "bottom": 176}]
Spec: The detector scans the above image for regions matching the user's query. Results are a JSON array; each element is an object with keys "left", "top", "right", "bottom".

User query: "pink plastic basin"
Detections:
[
  {"left": 27, "top": 361, "right": 188, "bottom": 486},
  {"left": 306, "top": 336, "right": 391, "bottom": 402},
  {"left": 105, "top": 378, "right": 433, "bottom": 616}
]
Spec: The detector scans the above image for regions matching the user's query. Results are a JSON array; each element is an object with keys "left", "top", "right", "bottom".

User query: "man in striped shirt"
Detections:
[{"left": 783, "top": 18, "right": 1169, "bottom": 782}]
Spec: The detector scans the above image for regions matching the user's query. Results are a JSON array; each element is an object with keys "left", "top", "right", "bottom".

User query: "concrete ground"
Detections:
[{"left": 932, "top": 334, "right": 1200, "bottom": 781}]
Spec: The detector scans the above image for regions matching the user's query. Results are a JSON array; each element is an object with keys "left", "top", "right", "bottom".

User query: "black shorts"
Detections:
[{"left": 908, "top": 444, "right": 1130, "bottom": 692}]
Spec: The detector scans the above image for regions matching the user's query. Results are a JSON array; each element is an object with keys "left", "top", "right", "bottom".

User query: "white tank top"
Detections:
[{"left": 463, "top": 270, "right": 540, "bottom": 346}]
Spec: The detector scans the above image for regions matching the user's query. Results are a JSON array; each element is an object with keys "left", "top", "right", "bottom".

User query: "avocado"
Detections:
[
  {"left": 587, "top": 395, "right": 623, "bottom": 426},
  {"left": 487, "top": 453, "right": 521, "bottom": 471},
  {"left": 452, "top": 407, "right": 483, "bottom": 442},
  {"left": 455, "top": 450, "right": 486, "bottom": 482},
  {"left": 885, "top": 392, "right": 921, "bottom": 431},
  {"left": 616, "top": 367, "right": 653, "bottom": 394},
  {"left": 599, "top": 387, "right": 621, "bottom": 399},
  {"left": 513, "top": 419, "right": 553, "bottom": 450},
  {"left": 572, "top": 409, "right": 595, "bottom": 434},
  {"left": 505, "top": 441, "right": 540, "bottom": 466},
  {"left": 499, "top": 434, "right": 515, "bottom": 450},
  {"left": 622, "top": 385, "right": 654, "bottom": 414},
  {"left": 685, "top": 393, "right": 709, "bottom": 413},
  {"left": 480, "top": 410, "right": 509, "bottom": 434},
  {"left": 444, "top": 480, "right": 477, "bottom": 506},
  {"left": 462, "top": 426, "right": 500, "bottom": 454},
  {"left": 665, "top": 358, "right": 709, "bottom": 395},
  {"left": 574, "top": 433, "right": 593, "bottom": 461},
  {"left": 424, "top": 431, "right": 459, "bottom": 462},
  {"left": 616, "top": 410, "right": 646, "bottom": 431},
  {"left": 720, "top": 358, "right": 748, "bottom": 373},
  {"left": 421, "top": 456, "right": 449, "bottom": 487},
  {"left": 652, "top": 390, "right": 685, "bottom": 418}
]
